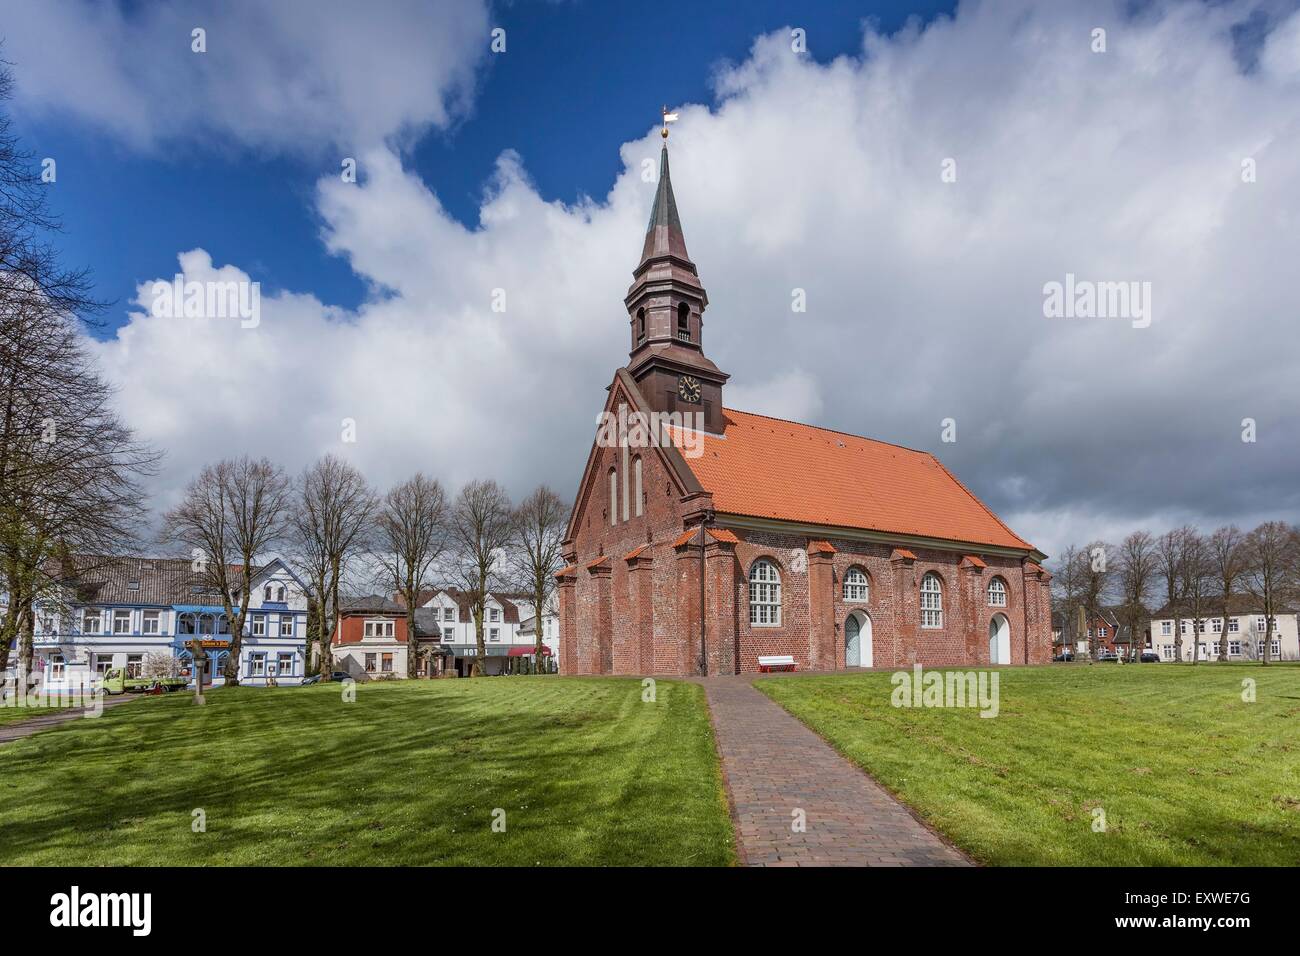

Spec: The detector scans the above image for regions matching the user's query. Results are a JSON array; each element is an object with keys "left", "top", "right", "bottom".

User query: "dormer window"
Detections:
[{"left": 677, "top": 302, "right": 690, "bottom": 342}]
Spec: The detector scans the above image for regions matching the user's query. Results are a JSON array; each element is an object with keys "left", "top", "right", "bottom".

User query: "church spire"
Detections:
[
  {"left": 622, "top": 116, "right": 727, "bottom": 435},
  {"left": 638, "top": 145, "right": 692, "bottom": 270}
]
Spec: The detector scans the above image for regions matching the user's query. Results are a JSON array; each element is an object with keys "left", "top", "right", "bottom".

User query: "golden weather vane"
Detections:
[{"left": 661, "top": 105, "right": 679, "bottom": 140}]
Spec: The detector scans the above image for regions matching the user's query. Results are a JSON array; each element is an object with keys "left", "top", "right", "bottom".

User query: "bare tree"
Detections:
[
  {"left": 509, "top": 486, "right": 566, "bottom": 669},
  {"left": 1180, "top": 530, "right": 1213, "bottom": 664},
  {"left": 374, "top": 474, "right": 447, "bottom": 678},
  {"left": 162, "top": 457, "right": 292, "bottom": 686},
  {"left": 1208, "top": 525, "right": 1247, "bottom": 662},
  {"left": 1240, "top": 521, "right": 1295, "bottom": 666},
  {"left": 1155, "top": 526, "right": 1193, "bottom": 661},
  {"left": 1115, "top": 530, "right": 1157, "bottom": 662},
  {"left": 0, "top": 60, "right": 156, "bottom": 683},
  {"left": 449, "top": 480, "right": 514, "bottom": 677},
  {"left": 291, "top": 456, "right": 378, "bottom": 678},
  {"left": 1051, "top": 544, "right": 1086, "bottom": 657},
  {"left": 1079, "top": 540, "right": 1115, "bottom": 660}
]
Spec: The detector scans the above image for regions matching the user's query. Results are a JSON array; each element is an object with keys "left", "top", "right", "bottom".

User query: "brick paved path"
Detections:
[
  {"left": 698, "top": 676, "right": 972, "bottom": 867},
  {"left": 0, "top": 694, "right": 137, "bottom": 745}
]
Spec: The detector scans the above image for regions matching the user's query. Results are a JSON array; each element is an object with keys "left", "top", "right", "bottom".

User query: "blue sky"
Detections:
[
  {"left": 16, "top": 0, "right": 956, "bottom": 327},
  {"left": 3, "top": 0, "right": 1299, "bottom": 558}
]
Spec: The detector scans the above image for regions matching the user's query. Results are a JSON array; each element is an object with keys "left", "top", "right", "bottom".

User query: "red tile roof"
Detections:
[
  {"left": 679, "top": 409, "right": 1034, "bottom": 552},
  {"left": 624, "top": 544, "right": 649, "bottom": 561},
  {"left": 807, "top": 539, "right": 837, "bottom": 554},
  {"left": 961, "top": 554, "right": 988, "bottom": 569},
  {"left": 672, "top": 527, "right": 740, "bottom": 549},
  {"left": 672, "top": 529, "right": 698, "bottom": 548}
]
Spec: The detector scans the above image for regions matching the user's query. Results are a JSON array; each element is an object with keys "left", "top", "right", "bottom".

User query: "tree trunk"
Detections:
[
  {"left": 534, "top": 597, "right": 545, "bottom": 663},
  {"left": 473, "top": 610, "right": 485, "bottom": 676},
  {"left": 407, "top": 606, "right": 418, "bottom": 678},
  {"left": 1218, "top": 596, "right": 1230, "bottom": 661},
  {"left": 18, "top": 605, "right": 34, "bottom": 687}
]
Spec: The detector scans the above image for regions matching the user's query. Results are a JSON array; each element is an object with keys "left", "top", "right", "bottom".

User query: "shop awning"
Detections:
[{"left": 506, "top": 646, "right": 552, "bottom": 657}]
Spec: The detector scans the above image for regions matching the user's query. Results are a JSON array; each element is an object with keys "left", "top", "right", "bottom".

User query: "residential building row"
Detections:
[
  {"left": 1, "top": 554, "right": 566, "bottom": 691},
  {"left": 330, "top": 589, "right": 560, "bottom": 678},
  {"left": 2, "top": 555, "right": 310, "bottom": 690},
  {"left": 1051, "top": 598, "right": 1300, "bottom": 662}
]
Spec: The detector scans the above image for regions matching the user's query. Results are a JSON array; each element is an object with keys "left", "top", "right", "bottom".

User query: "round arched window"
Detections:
[
  {"left": 920, "top": 572, "right": 943, "bottom": 628},
  {"left": 749, "top": 559, "right": 782, "bottom": 626},
  {"left": 843, "top": 566, "right": 869, "bottom": 602},
  {"left": 987, "top": 576, "right": 1007, "bottom": 607}
]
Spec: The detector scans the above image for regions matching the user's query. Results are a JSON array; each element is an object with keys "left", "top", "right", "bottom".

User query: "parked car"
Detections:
[
  {"left": 299, "top": 671, "right": 351, "bottom": 686},
  {"left": 1052, "top": 651, "right": 1075, "bottom": 662},
  {"left": 101, "top": 667, "right": 188, "bottom": 695},
  {"left": 1139, "top": 651, "right": 1160, "bottom": 663}
]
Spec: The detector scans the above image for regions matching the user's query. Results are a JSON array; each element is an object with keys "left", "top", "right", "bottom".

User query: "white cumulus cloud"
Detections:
[{"left": 47, "top": 0, "right": 1300, "bottom": 561}]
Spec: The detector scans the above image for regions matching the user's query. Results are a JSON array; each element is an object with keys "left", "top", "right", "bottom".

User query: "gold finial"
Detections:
[{"left": 661, "top": 105, "right": 679, "bottom": 140}]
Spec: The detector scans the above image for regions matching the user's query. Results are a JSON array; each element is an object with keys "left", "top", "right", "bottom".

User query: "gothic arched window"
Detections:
[
  {"left": 920, "top": 572, "right": 943, "bottom": 628},
  {"left": 843, "top": 566, "right": 869, "bottom": 602},
  {"left": 987, "top": 576, "right": 1007, "bottom": 607},
  {"left": 749, "top": 559, "right": 782, "bottom": 626}
]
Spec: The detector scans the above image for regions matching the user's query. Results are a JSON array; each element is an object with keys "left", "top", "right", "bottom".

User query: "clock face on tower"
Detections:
[{"left": 677, "top": 375, "right": 702, "bottom": 404}]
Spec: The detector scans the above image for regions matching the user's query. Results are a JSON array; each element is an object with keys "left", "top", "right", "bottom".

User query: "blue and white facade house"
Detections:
[{"left": 21, "top": 555, "right": 309, "bottom": 691}]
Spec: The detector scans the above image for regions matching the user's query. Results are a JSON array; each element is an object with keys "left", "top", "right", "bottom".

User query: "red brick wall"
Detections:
[
  {"left": 334, "top": 614, "right": 408, "bottom": 645},
  {"left": 560, "top": 384, "right": 1054, "bottom": 674}
]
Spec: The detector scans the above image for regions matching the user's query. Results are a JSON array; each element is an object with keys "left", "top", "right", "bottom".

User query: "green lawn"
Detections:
[
  {"left": 758, "top": 663, "right": 1300, "bottom": 866},
  {"left": 0, "top": 677, "right": 734, "bottom": 866}
]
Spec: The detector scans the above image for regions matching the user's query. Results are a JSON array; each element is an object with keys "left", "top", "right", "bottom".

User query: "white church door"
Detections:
[
  {"left": 989, "top": 614, "right": 1011, "bottom": 664},
  {"left": 845, "top": 612, "right": 873, "bottom": 668}
]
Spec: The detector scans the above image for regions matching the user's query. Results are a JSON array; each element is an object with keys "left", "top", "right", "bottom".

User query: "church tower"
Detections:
[{"left": 624, "top": 143, "right": 728, "bottom": 434}]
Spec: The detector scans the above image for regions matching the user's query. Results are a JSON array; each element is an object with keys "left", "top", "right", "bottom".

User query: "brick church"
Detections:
[{"left": 557, "top": 139, "right": 1052, "bottom": 676}]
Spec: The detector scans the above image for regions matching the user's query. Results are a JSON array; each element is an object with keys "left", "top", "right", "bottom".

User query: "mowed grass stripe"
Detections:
[
  {"left": 0, "top": 677, "right": 734, "bottom": 866},
  {"left": 758, "top": 664, "right": 1300, "bottom": 866}
]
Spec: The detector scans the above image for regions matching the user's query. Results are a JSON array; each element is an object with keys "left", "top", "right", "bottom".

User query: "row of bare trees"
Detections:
[
  {"left": 0, "top": 61, "right": 158, "bottom": 684},
  {"left": 1052, "top": 521, "right": 1299, "bottom": 664},
  {"left": 163, "top": 454, "right": 568, "bottom": 683}
]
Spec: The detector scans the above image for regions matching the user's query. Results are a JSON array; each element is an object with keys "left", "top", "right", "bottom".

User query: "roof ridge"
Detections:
[{"left": 722, "top": 406, "right": 931, "bottom": 457}]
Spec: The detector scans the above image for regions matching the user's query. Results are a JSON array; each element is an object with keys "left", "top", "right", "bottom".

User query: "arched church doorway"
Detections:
[
  {"left": 845, "top": 611, "right": 873, "bottom": 668},
  {"left": 989, "top": 614, "right": 1011, "bottom": 664}
]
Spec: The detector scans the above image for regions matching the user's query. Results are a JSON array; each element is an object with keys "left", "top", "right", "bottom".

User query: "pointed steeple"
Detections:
[
  {"left": 622, "top": 135, "right": 727, "bottom": 435},
  {"left": 638, "top": 145, "right": 692, "bottom": 268}
]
